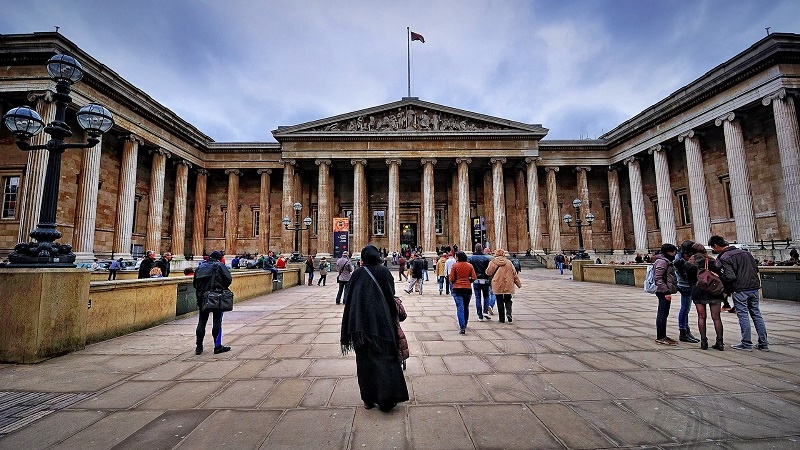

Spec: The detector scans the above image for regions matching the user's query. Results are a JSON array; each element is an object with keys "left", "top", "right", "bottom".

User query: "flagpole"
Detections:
[{"left": 407, "top": 27, "right": 411, "bottom": 98}]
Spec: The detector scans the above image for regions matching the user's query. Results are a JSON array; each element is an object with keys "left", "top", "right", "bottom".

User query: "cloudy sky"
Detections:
[{"left": 2, "top": 1, "right": 798, "bottom": 142}]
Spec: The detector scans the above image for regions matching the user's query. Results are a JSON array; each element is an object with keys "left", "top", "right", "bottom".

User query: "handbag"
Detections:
[
  {"left": 364, "top": 267, "right": 409, "bottom": 359},
  {"left": 201, "top": 263, "right": 234, "bottom": 312}
]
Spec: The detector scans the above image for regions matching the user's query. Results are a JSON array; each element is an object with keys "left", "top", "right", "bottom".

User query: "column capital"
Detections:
[
  {"left": 351, "top": 159, "right": 367, "bottom": 166},
  {"left": 385, "top": 158, "right": 403, "bottom": 166},
  {"left": 124, "top": 133, "right": 144, "bottom": 145},
  {"left": 574, "top": 166, "right": 591, "bottom": 173},
  {"left": 623, "top": 156, "right": 640, "bottom": 166},
  {"left": 455, "top": 157, "right": 472, "bottom": 165},
  {"left": 648, "top": 144, "right": 669, "bottom": 154},
  {"left": 173, "top": 159, "right": 192, "bottom": 168},
  {"left": 490, "top": 157, "right": 507, "bottom": 165},
  {"left": 714, "top": 112, "right": 737, "bottom": 126},
  {"left": 544, "top": 166, "right": 560, "bottom": 173},
  {"left": 27, "top": 89, "right": 55, "bottom": 103},
  {"left": 280, "top": 158, "right": 297, "bottom": 167},
  {"left": 149, "top": 148, "right": 171, "bottom": 158},
  {"left": 677, "top": 130, "right": 698, "bottom": 142},
  {"left": 762, "top": 88, "right": 787, "bottom": 106},
  {"left": 420, "top": 158, "right": 437, "bottom": 166},
  {"left": 225, "top": 168, "right": 242, "bottom": 176},
  {"left": 315, "top": 159, "right": 332, "bottom": 166},
  {"left": 607, "top": 165, "right": 623, "bottom": 173},
  {"left": 195, "top": 168, "right": 210, "bottom": 176},
  {"left": 524, "top": 157, "right": 542, "bottom": 165},
  {"left": 257, "top": 168, "right": 273, "bottom": 175}
]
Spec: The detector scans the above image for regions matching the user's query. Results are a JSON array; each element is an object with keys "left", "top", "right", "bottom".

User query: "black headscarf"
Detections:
[{"left": 341, "top": 245, "right": 398, "bottom": 356}]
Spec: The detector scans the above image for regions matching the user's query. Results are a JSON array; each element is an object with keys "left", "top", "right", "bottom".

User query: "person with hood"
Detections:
[
  {"left": 673, "top": 241, "right": 700, "bottom": 343},
  {"left": 686, "top": 243, "right": 726, "bottom": 350},
  {"left": 341, "top": 245, "right": 409, "bottom": 412},
  {"left": 193, "top": 250, "right": 233, "bottom": 355},
  {"left": 486, "top": 249, "right": 522, "bottom": 323},
  {"left": 653, "top": 243, "right": 679, "bottom": 345}
]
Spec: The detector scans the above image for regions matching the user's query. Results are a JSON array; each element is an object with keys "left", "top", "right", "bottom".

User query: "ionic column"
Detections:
[
  {"left": 525, "top": 158, "right": 542, "bottom": 252},
  {"left": 18, "top": 92, "right": 55, "bottom": 243},
  {"left": 763, "top": 90, "right": 800, "bottom": 240},
  {"left": 315, "top": 160, "right": 332, "bottom": 258},
  {"left": 482, "top": 171, "right": 495, "bottom": 251},
  {"left": 112, "top": 135, "right": 140, "bottom": 260},
  {"left": 191, "top": 169, "right": 209, "bottom": 260},
  {"left": 421, "top": 158, "right": 437, "bottom": 255},
  {"left": 351, "top": 159, "right": 368, "bottom": 256},
  {"left": 624, "top": 157, "right": 648, "bottom": 252},
  {"left": 607, "top": 166, "right": 625, "bottom": 254},
  {"left": 225, "top": 169, "right": 242, "bottom": 257},
  {"left": 491, "top": 158, "right": 507, "bottom": 252},
  {"left": 146, "top": 149, "right": 170, "bottom": 254},
  {"left": 545, "top": 166, "right": 561, "bottom": 252},
  {"left": 281, "top": 159, "right": 296, "bottom": 254},
  {"left": 715, "top": 113, "right": 756, "bottom": 244},
  {"left": 575, "top": 166, "right": 593, "bottom": 251},
  {"left": 649, "top": 145, "right": 677, "bottom": 245},
  {"left": 258, "top": 169, "right": 272, "bottom": 255},
  {"left": 73, "top": 135, "right": 103, "bottom": 262},
  {"left": 387, "top": 159, "right": 402, "bottom": 253},
  {"left": 171, "top": 159, "right": 191, "bottom": 260},
  {"left": 456, "top": 158, "right": 472, "bottom": 252},
  {"left": 678, "top": 130, "right": 711, "bottom": 245}
]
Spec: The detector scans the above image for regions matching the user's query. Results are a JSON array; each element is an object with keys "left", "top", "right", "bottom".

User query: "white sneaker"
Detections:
[{"left": 478, "top": 317, "right": 484, "bottom": 322}]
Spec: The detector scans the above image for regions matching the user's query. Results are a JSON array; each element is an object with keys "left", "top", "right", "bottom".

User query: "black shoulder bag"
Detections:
[{"left": 201, "top": 263, "right": 234, "bottom": 312}]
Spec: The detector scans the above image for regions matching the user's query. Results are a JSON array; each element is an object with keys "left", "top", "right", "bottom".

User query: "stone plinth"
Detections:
[
  {"left": 570, "top": 259, "right": 592, "bottom": 282},
  {"left": 0, "top": 268, "right": 90, "bottom": 363}
]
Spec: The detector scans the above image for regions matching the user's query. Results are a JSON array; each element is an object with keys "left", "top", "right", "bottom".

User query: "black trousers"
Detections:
[
  {"left": 496, "top": 293, "right": 513, "bottom": 322},
  {"left": 336, "top": 280, "right": 349, "bottom": 304},
  {"left": 196, "top": 309, "right": 224, "bottom": 347},
  {"left": 108, "top": 269, "right": 118, "bottom": 281}
]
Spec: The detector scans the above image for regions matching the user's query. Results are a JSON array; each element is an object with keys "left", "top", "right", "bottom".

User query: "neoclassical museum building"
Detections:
[{"left": 1, "top": 32, "right": 799, "bottom": 263}]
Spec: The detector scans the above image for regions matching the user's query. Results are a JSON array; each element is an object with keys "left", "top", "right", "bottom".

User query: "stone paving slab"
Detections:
[{"left": 1, "top": 268, "right": 799, "bottom": 449}]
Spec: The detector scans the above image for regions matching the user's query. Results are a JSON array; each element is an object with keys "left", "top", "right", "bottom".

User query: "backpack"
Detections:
[
  {"left": 696, "top": 257, "right": 725, "bottom": 296},
  {"left": 644, "top": 264, "right": 657, "bottom": 294}
]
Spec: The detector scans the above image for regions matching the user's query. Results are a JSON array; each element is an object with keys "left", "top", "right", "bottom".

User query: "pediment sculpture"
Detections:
[{"left": 311, "top": 107, "right": 509, "bottom": 133}]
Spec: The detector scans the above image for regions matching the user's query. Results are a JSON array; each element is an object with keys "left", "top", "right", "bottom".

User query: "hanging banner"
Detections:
[
  {"left": 471, "top": 216, "right": 486, "bottom": 253},
  {"left": 333, "top": 217, "right": 350, "bottom": 259}
]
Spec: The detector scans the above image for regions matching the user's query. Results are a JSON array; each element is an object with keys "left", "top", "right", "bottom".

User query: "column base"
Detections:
[
  {"left": 112, "top": 253, "right": 133, "bottom": 262},
  {"left": 73, "top": 252, "right": 96, "bottom": 264},
  {"left": 314, "top": 252, "right": 332, "bottom": 260}
]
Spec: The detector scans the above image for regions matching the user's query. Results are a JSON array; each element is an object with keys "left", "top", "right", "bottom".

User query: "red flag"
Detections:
[{"left": 410, "top": 31, "right": 425, "bottom": 43}]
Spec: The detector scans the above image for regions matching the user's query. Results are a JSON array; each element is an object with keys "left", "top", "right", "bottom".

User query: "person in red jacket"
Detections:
[{"left": 448, "top": 251, "right": 477, "bottom": 335}]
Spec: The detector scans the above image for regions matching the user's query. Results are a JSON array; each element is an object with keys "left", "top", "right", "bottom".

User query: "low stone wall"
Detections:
[{"left": 580, "top": 264, "right": 649, "bottom": 288}]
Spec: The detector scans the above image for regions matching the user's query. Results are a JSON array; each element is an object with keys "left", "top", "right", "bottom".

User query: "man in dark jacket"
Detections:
[
  {"left": 137, "top": 251, "right": 156, "bottom": 279},
  {"left": 155, "top": 252, "right": 172, "bottom": 277},
  {"left": 653, "top": 243, "right": 678, "bottom": 345},
  {"left": 404, "top": 254, "right": 425, "bottom": 295},
  {"left": 469, "top": 244, "right": 493, "bottom": 321},
  {"left": 193, "top": 250, "right": 233, "bottom": 355},
  {"left": 711, "top": 235, "right": 768, "bottom": 351}
]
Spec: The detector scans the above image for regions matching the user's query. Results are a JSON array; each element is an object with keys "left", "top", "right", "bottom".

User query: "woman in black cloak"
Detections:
[{"left": 341, "top": 245, "right": 409, "bottom": 412}]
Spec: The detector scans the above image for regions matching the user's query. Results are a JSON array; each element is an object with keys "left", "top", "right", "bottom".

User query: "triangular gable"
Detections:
[{"left": 272, "top": 98, "right": 548, "bottom": 139}]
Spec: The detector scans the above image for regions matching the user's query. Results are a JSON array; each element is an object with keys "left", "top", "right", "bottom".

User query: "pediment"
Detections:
[{"left": 272, "top": 98, "right": 548, "bottom": 140}]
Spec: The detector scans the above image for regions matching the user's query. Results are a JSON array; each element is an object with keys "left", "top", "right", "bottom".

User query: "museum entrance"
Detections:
[{"left": 400, "top": 223, "right": 417, "bottom": 251}]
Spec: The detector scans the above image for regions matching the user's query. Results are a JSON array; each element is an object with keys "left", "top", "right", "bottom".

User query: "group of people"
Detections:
[
  {"left": 137, "top": 251, "right": 173, "bottom": 279},
  {"left": 650, "top": 235, "right": 768, "bottom": 352}
]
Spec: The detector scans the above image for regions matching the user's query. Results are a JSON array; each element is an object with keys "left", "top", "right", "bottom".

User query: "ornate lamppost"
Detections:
[
  {"left": 3, "top": 54, "right": 114, "bottom": 267},
  {"left": 282, "top": 202, "right": 312, "bottom": 262},
  {"left": 563, "top": 198, "right": 595, "bottom": 260}
]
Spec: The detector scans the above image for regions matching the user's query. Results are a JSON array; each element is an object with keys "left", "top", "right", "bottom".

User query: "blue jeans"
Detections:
[
  {"left": 423, "top": 269, "right": 429, "bottom": 281},
  {"left": 452, "top": 289, "right": 472, "bottom": 331},
  {"left": 677, "top": 287, "right": 691, "bottom": 331},
  {"left": 732, "top": 290, "right": 768, "bottom": 348},
  {"left": 437, "top": 276, "right": 450, "bottom": 294},
  {"left": 557, "top": 262, "right": 564, "bottom": 275},
  {"left": 655, "top": 292, "right": 671, "bottom": 339},
  {"left": 473, "top": 281, "right": 491, "bottom": 318}
]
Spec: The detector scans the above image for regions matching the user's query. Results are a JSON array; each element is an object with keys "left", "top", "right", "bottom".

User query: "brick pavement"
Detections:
[{"left": 0, "top": 268, "right": 798, "bottom": 449}]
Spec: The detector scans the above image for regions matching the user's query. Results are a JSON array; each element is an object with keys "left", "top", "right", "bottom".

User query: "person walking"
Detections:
[
  {"left": 137, "top": 250, "right": 156, "bottom": 279},
  {"left": 404, "top": 254, "right": 424, "bottom": 295},
  {"left": 336, "top": 251, "right": 354, "bottom": 304},
  {"left": 422, "top": 256, "right": 430, "bottom": 281},
  {"left": 673, "top": 241, "right": 700, "bottom": 343},
  {"left": 486, "top": 249, "right": 522, "bottom": 323},
  {"left": 435, "top": 253, "right": 449, "bottom": 295},
  {"left": 317, "top": 257, "right": 329, "bottom": 286},
  {"left": 468, "top": 244, "right": 492, "bottom": 320},
  {"left": 710, "top": 235, "right": 769, "bottom": 351},
  {"left": 686, "top": 243, "right": 725, "bottom": 350},
  {"left": 397, "top": 255, "right": 408, "bottom": 281},
  {"left": 554, "top": 252, "right": 566, "bottom": 275},
  {"left": 653, "top": 243, "right": 679, "bottom": 345},
  {"left": 449, "top": 251, "right": 477, "bottom": 335},
  {"left": 193, "top": 250, "right": 232, "bottom": 355},
  {"left": 341, "top": 245, "right": 409, "bottom": 412},
  {"left": 305, "top": 255, "right": 315, "bottom": 286},
  {"left": 108, "top": 258, "right": 122, "bottom": 281}
]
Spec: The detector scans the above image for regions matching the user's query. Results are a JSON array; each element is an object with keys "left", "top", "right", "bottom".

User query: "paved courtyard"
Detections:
[{"left": 0, "top": 268, "right": 798, "bottom": 449}]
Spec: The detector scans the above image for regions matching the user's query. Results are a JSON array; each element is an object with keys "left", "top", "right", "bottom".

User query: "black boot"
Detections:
[
  {"left": 711, "top": 337, "right": 724, "bottom": 351},
  {"left": 680, "top": 329, "right": 700, "bottom": 343},
  {"left": 700, "top": 338, "right": 708, "bottom": 350}
]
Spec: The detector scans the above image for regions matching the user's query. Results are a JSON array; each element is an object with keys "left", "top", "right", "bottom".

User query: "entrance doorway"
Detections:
[{"left": 400, "top": 223, "right": 417, "bottom": 251}]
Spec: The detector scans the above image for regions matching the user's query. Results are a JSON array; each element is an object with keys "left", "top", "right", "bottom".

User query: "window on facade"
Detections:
[
  {"left": 204, "top": 206, "right": 211, "bottom": 238},
  {"left": 2, "top": 176, "right": 20, "bottom": 219},
  {"left": 722, "top": 179, "right": 734, "bottom": 219},
  {"left": 435, "top": 209, "right": 444, "bottom": 234},
  {"left": 222, "top": 207, "right": 228, "bottom": 234},
  {"left": 652, "top": 199, "right": 660, "bottom": 229},
  {"left": 345, "top": 209, "right": 353, "bottom": 235},
  {"left": 604, "top": 206, "right": 612, "bottom": 232},
  {"left": 253, "top": 209, "right": 260, "bottom": 237},
  {"left": 313, "top": 209, "right": 318, "bottom": 235},
  {"left": 133, "top": 194, "right": 143, "bottom": 231},
  {"left": 678, "top": 193, "right": 691, "bottom": 226},
  {"left": 373, "top": 210, "right": 385, "bottom": 235}
]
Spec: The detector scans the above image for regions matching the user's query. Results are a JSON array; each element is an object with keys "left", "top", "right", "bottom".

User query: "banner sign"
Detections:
[
  {"left": 471, "top": 216, "right": 486, "bottom": 253},
  {"left": 333, "top": 217, "right": 350, "bottom": 259}
]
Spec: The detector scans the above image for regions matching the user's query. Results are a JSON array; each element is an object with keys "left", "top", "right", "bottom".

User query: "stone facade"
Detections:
[{"left": 1, "top": 32, "right": 799, "bottom": 262}]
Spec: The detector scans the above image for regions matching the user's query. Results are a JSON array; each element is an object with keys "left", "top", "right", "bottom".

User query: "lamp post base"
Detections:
[
  {"left": 289, "top": 251, "right": 303, "bottom": 263},
  {"left": 7, "top": 241, "right": 77, "bottom": 268}
]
